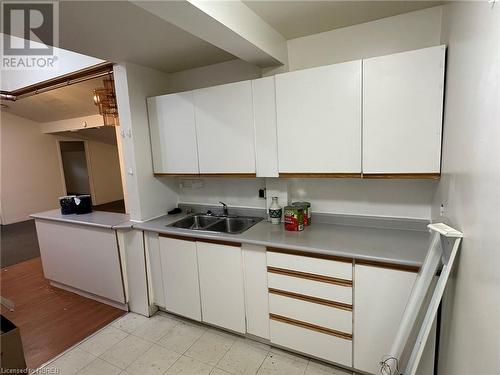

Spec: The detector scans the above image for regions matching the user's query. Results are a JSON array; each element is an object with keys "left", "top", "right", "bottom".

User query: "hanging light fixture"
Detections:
[{"left": 93, "top": 74, "right": 119, "bottom": 126}]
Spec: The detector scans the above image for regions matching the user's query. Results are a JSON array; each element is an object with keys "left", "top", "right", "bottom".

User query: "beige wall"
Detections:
[
  {"left": 286, "top": 6, "right": 443, "bottom": 71},
  {"left": 114, "top": 62, "right": 179, "bottom": 221},
  {"left": 0, "top": 112, "right": 65, "bottom": 224},
  {"left": 433, "top": 2, "right": 500, "bottom": 374}
]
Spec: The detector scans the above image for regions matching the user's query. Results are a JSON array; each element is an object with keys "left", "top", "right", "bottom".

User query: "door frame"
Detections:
[{"left": 55, "top": 138, "right": 97, "bottom": 205}]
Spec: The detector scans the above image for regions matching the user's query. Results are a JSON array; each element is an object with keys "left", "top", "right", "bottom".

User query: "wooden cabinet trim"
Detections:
[
  {"left": 270, "top": 313, "right": 352, "bottom": 340},
  {"left": 355, "top": 259, "right": 420, "bottom": 273},
  {"left": 269, "top": 288, "right": 352, "bottom": 311},
  {"left": 159, "top": 233, "right": 197, "bottom": 242},
  {"left": 158, "top": 233, "right": 240, "bottom": 247},
  {"left": 267, "top": 247, "right": 353, "bottom": 264},
  {"left": 154, "top": 173, "right": 257, "bottom": 178},
  {"left": 267, "top": 266, "right": 352, "bottom": 287},
  {"left": 279, "top": 173, "right": 361, "bottom": 178},
  {"left": 362, "top": 173, "right": 440, "bottom": 180}
]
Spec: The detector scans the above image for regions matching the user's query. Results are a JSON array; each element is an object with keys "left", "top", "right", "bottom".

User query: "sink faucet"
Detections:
[{"left": 219, "top": 201, "right": 229, "bottom": 216}]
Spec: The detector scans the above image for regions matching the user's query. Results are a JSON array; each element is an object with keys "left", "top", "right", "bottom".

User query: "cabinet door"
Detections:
[
  {"left": 193, "top": 81, "right": 256, "bottom": 174},
  {"left": 159, "top": 236, "right": 201, "bottom": 321},
  {"left": 354, "top": 264, "right": 417, "bottom": 374},
  {"left": 197, "top": 241, "right": 246, "bottom": 333},
  {"left": 363, "top": 45, "right": 445, "bottom": 174},
  {"left": 252, "top": 77, "right": 278, "bottom": 177},
  {"left": 275, "top": 61, "right": 362, "bottom": 174},
  {"left": 147, "top": 92, "right": 199, "bottom": 174}
]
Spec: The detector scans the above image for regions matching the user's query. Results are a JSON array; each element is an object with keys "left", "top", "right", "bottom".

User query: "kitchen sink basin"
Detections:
[{"left": 167, "top": 214, "right": 262, "bottom": 234}]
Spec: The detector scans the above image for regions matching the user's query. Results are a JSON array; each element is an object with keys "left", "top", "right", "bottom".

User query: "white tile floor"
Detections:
[{"left": 42, "top": 312, "right": 355, "bottom": 375}]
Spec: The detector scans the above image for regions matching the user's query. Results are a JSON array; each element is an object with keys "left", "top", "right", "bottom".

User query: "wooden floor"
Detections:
[{"left": 0, "top": 257, "right": 126, "bottom": 369}]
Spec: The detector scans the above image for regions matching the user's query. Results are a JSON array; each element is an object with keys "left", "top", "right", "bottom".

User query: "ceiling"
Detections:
[
  {"left": 244, "top": 1, "right": 443, "bottom": 40},
  {"left": 55, "top": 127, "right": 118, "bottom": 146},
  {"left": 2, "top": 77, "right": 105, "bottom": 122},
  {"left": 58, "top": 1, "right": 236, "bottom": 73}
]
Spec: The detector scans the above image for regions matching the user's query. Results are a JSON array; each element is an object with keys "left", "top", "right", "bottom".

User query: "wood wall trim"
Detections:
[
  {"left": 355, "top": 259, "right": 420, "bottom": 273},
  {"left": 8, "top": 62, "right": 114, "bottom": 97},
  {"left": 362, "top": 173, "right": 440, "bottom": 180},
  {"left": 158, "top": 233, "right": 197, "bottom": 242},
  {"left": 279, "top": 173, "right": 361, "bottom": 178},
  {"left": 158, "top": 233, "right": 241, "bottom": 247},
  {"left": 267, "top": 247, "right": 353, "bottom": 264},
  {"left": 269, "top": 288, "right": 352, "bottom": 311},
  {"left": 267, "top": 266, "right": 352, "bottom": 287},
  {"left": 195, "top": 238, "right": 241, "bottom": 247},
  {"left": 270, "top": 313, "right": 352, "bottom": 340}
]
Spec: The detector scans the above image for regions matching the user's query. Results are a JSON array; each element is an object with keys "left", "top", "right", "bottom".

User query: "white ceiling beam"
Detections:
[{"left": 131, "top": 0, "right": 288, "bottom": 67}]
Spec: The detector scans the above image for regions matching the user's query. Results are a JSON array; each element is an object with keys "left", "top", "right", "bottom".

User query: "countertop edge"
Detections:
[{"left": 133, "top": 220, "right": 424, "bottom": 268}]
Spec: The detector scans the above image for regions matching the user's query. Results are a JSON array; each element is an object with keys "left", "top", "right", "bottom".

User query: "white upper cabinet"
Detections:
[
  {"left": 275, "top": 61, "right": 362, "bottom": 174},
  {"left": 193, "top": 81, "right": 256, "bottom": 174},
  {"left": 147, "top": 92, "right": 199, "bottom": 174},
  {"left": 362, "top": 45, "right": 446, "bottom": 175}
]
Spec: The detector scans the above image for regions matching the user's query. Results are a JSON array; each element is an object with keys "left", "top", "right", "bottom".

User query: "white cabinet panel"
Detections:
[
  {"left": 35, "top": 220, "right": 125, "bottom": 303},
  {"left": 252, "top": 77, "right": 278, "bottom": 177},
  {"left": 194, "top": 81, "right": 256, "bottom": 174},
  {"left": 197, "top": 241, "right": 246, "bottom": 333},
  {"left": 144, "top": 231, "right": 165, "bottom": 308},
  {"left": 269, "top": 293, "right": 352, "bottom": 334},
  {"left": 147, "top": 92, "right": 199, "bottom": 174},
  {"left": 363, "top": 45, "right": 445, "bottom": 174},
  {"left": 354, "top": 265, "right": 417, "bottom": 374},
  {"left": 159, "top": 236, "right": 201, "bottom": 321},
  {"left": 242, "top": 244, "right": 270, "bottom": 339},
  {"left": 270, "top": 319, "right": 352, "bottom": 366},
  {"left": 267, "top": 272, "right": 352, "bottom": 305},
  {"left": 275, "top": 61, "right": 362, "bottom": 173},
  {"left": 267, "top": 250, "right": 352, "bottom": 280}
]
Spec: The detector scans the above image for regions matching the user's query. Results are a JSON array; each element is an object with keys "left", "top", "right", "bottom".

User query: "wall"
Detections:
[
  {"left": 167, "top": 59, "right": 261, "bottom": 93},
  {"left": 114, "top": 62, "right": 179, "bottom": 221},
  {"left": 0, "top": 112, "right": 65, "bottom": 224},
  {"left": 179, "top": 178, "right": 266, "bottom": 209},
  {"left": 290, "top": 179, "right": 437, "bottom": 219},
  {"left": 86, "top": 140, "right": 123, "bottom": 205},
  {"left": 432, "top": 2, "right": 500, "bottom": 374},
  {"left": 0, "top": 34, "right": 104, "bottom": 92},
  {"left": 286, "top": 6, "right": 443, "bottom": 71}
]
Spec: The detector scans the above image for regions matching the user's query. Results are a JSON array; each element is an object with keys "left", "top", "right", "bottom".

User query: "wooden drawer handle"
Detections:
[
  {"left": 268, "top": 266, "right": 352, "bottom": 287},
  {"left": 159, "top": 233, "right": 241, "bottom": 247},
  {"left": 269, "top": 288, "right": 352, "bottom": 311},
  {"left": 270, "top": 313, "right": 352, "bottom": 341},
  {"left": 267, "top": 247, "right": 353, "bottom": 264}
]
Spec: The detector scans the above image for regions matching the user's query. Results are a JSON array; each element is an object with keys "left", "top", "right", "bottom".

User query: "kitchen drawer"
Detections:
[
  {"left": 267, "top": 271, "right": 352, "bottom": 305},
  {"left": 269, "top": 291, "right": 352, "bottom": 334},
  {"left": 270, "top": 316, "right": 352, "bottom": 367},
  {"left": 267, "top": 248, "right": 352, "bottom": 280}
]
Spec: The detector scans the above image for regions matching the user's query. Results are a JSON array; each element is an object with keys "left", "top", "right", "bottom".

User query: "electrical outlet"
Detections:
[
  {"left": 259, "top": 188, "right": 266, "bottom": 199},
  {"left": 440, "top": 203, "right": 445, "bottom": 216}
]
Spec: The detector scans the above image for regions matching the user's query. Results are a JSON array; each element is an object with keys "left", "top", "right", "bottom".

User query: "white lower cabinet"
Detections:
[
  {"left": 354, "top": 264, "right": 417, "bottom": 374},
  {"left": 197, "top": 241, "right": 246, "bottom": 333},
  {"left": 159, "top": 236, "right": 202, "bottom": 321}
]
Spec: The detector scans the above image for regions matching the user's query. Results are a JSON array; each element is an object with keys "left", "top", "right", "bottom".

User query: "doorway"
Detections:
[{"left": 59, "top": 141, "right": 91, "bottom": 196}]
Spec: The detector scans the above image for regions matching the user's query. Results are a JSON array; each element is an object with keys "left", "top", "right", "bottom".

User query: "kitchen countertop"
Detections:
[
  {"left": 31, "top": 209, "right": 132, "bottom": 230},
  {"left": 134, "top": 213, "right": 431, "bottom": 268}
]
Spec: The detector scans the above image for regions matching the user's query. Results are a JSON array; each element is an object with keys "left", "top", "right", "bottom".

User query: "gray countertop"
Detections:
[
  {"left": 31, "top": 209, "right": 132, "bottom": 229},
  {"left": 134, "top": 213, "right": 431, "bottom": 268}
]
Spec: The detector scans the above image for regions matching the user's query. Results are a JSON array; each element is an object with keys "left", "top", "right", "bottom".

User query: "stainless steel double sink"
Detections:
[{"left": 167, "top": 214, "right": 263, "bottom": 234}]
